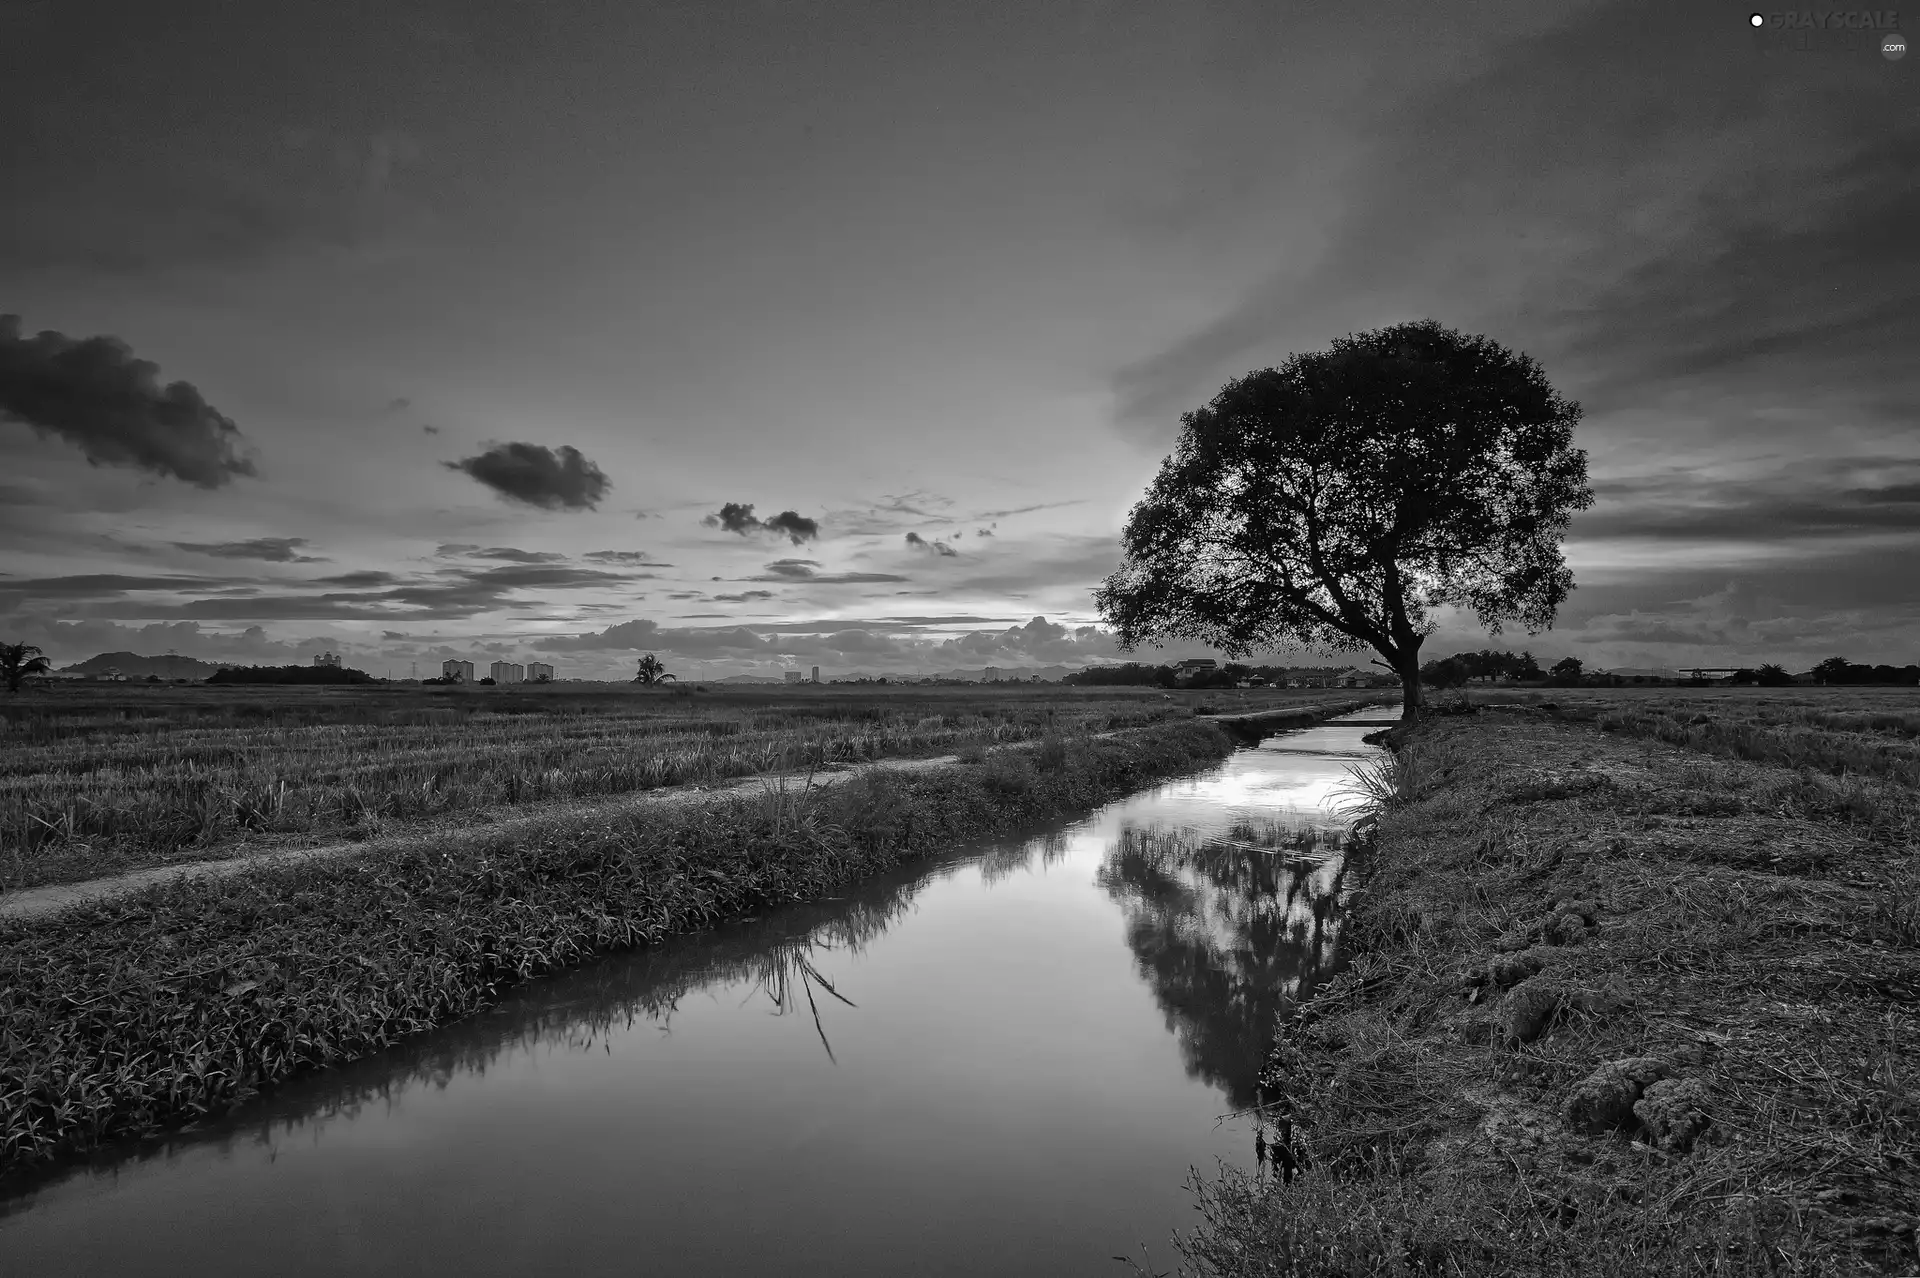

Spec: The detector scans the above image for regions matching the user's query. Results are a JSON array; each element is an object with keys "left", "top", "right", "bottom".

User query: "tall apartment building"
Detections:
[
  {"left": 526, "top": 661, "right": 554, "bottom": 682},
  {"left": 811, "top": 666, "right": 820, "bottom": 683},
  {"left": 441, "top": 659, "right": 475, "bottom": 682},
  {"left": 983, "top": 666, "right": 1001, "bottom": 682},
  {"left": 489, "top": 661, "right": 525, "bottom": 685},
  {"left": 784, "top": 670, "right": 803, "bottom": 684},
  {"left": 312, "top": 651, "right": 342, "bottom": 668}
]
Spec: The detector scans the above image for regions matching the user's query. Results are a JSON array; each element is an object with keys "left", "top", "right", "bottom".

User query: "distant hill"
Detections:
[{"left": 60, "top": 652, "right": 231, "bottom": 680}]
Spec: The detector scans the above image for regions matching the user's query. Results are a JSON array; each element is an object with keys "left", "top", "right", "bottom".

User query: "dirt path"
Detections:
[{"left": 0, "top": 752, "right": 967, "bottom": 924}]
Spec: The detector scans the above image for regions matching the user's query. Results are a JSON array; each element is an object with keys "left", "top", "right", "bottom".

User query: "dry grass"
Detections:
[
  {"left": 1477, "top": 687, "right": 1920, "bottom": 788},
  {"left": 0, "top": 684, "right": 1295, "bottom": 889},
  {"left": 1173, "top": 702, "right": 1920, "bottom": 1277}
]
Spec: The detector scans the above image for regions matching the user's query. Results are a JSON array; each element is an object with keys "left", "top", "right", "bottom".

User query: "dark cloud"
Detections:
[
  {"left": 972, "top": 501, "right": 1082, "bottom": 520},
  {"left": 384, "top": 397, "right": 411, "bottom": 413},
  {"left": 0, "top": 315, "right": 256, "bottom": 487},
  {"left": 315, "top": 570, "right": 400, "bottom": 587},
  {"left": 743, "top": 558, "right": 908, "bottom": 585},
  {"left": 583, "top": 550, "right": 672, "bottom": 565},
  {"left": 422, "top": 425, "right": 440, "bottom": 435},
  {"left": 1570, "top": 462, "right": 1920, "bottom": 543},
  {"left": 712, "top": 590, "right": 775, "bottom": 603},
  {"left": 795, "top": 572, "right": 912, "bottom": 585},
  {"left": 5, "top": 562, "right": 645, "bottom": 624},
  {"left": 172, "top": 536, "right": 323, "bottom": 562},
  {"left": 1, "top": 572, "right": 231, "bottom": 598},
  {"left": 436, "top": 544, "right": 568, "bottom": 564},
  {"left": 704, "top": 502, "right": 761, "bottom": 535},
  {"left": 975, "top": 528, "right": 994, "bottom": 537},
  {"left": 904, "top": 532, "right": 957, "bottom": 556},
  {"left": 763, "top": 510, "right": 819, "bottom": 543},
  {"left": 445, "top": 442, "right": 610, "bottom": 511},
  {"left": 701, "top": 502, "right": 821, "bottom": 545}
]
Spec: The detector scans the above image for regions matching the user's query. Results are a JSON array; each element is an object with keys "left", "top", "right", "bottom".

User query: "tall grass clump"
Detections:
[{"left": 0, "top": 718, "right": 1234, "bottom": 1169}]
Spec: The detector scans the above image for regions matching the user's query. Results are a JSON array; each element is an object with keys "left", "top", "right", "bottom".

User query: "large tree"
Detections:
[{"left": 1096, "top": 321, "right": 1593, "bottom": 720}]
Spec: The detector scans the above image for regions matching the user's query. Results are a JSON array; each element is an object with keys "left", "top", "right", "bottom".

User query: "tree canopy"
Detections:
[
  {"left": 1096, "top": 320, "right": 1592, "bottom": 717},
  {"left": 1, "top": 642, "right": 52, "bottom": 693},
  {"left": 633, "top": 653, "right": 676, "bottom": 685}
]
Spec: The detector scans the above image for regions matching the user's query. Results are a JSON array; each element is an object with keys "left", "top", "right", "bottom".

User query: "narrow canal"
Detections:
[{"left": 0, "top": 712, "right": 1387, "bottom": 1276}]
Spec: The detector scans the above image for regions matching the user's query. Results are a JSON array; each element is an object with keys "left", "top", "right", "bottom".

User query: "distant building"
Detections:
[
  {"left": 784, "top": 670, "right": 804, "bottom": 684},
  {"left": 1176, "top": 659, "right": 1216, "bottom": 672},
  {"left": 489, "top": 661, "right": 525, "bottom": 685},
  {"left": 527, "top": 661, "right": 554, "bottom": 682},
  {"left": 983, "top": 666, "right": 1001, "bottom": 682},
  {"left": 811, "top": 666, "right": 820, "bottom": 683},
  {"left": 313, "top": 651, "right": 342, "bottom": 668},
  {"left": 441, "top": 659, "right": 475, "bottom": 682}
]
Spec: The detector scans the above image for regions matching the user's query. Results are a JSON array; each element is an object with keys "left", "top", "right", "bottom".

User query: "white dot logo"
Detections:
[
  {"left": 1886, "top": 33, "right": 1908, "bottom": 60},
  {"left": 1749, "top": 12, "right": 1765, "bottom": 26}
]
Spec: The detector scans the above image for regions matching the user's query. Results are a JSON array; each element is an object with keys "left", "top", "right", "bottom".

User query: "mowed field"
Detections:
[
  {"left": 1476, "top": 685, "right": 1920, "bottom": 790},
  {"left": 1, "top": 682, "right": 1360, "bottom": 890}
]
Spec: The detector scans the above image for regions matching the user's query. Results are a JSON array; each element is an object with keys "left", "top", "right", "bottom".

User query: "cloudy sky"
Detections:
[{"left": 1, "top": 0, "right": 1913, "bottom": 679}]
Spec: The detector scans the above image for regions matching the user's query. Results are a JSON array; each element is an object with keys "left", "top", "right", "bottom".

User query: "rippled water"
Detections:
[{"left": 0, "top": 714, "right": 1384, "bottom": 1276}]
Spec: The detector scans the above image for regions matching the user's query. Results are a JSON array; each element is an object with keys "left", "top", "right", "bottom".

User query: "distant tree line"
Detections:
[
  {"left": 1063, "top": 661, "right": 1377, "bottom": 689},
  {"left": 204, "top": 664, "right": 376, "bottom": 686},
  {"left": 1420, "top": 651, "right": 1920, "bottom": 688},
  {"left": 1808, "top": 657, "right": 1920, "bottom": 686},
  {"left": 1419, "top": 649, "right": 1543, "bottom": 688}
]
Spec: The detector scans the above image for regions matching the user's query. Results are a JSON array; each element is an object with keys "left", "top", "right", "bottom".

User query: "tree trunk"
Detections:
[{"left": 1398, "top": 659, "right": 1423, "bottom": 721}]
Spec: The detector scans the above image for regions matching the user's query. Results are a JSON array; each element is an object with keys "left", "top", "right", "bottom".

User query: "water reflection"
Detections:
[
  {"left": 1099, "top": 819, "right": 1353, "bottom": 1111},
  {"left": 0, "top": 719, "right": 1382, "bottom": 1277}
]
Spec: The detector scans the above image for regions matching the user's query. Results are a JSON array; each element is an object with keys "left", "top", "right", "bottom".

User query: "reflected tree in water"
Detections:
[{"left": 1098, "top": 818, "right": 1354, "bottom": 1111}]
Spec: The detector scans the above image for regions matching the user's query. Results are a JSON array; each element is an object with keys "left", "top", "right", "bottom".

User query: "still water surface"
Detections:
[{"left": 0, "top": 714, "right": 1384, "bottom": 1276}]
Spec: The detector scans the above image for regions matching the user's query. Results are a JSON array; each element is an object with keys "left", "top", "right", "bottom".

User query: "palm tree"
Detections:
[
  {"left": 634, "top": 653, "right": 676, "bottom": 685},
  {"left": 1, "top": 642, "right": 52, "bottom": 693}
]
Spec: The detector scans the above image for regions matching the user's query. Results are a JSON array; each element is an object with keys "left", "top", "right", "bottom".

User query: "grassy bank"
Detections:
[
  {"left": 0, "top": 718, "right": 1234, "bottom": 1174},
  {"left": 1175, "top": 702, "right": 1918, "bottom": 1276}
]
